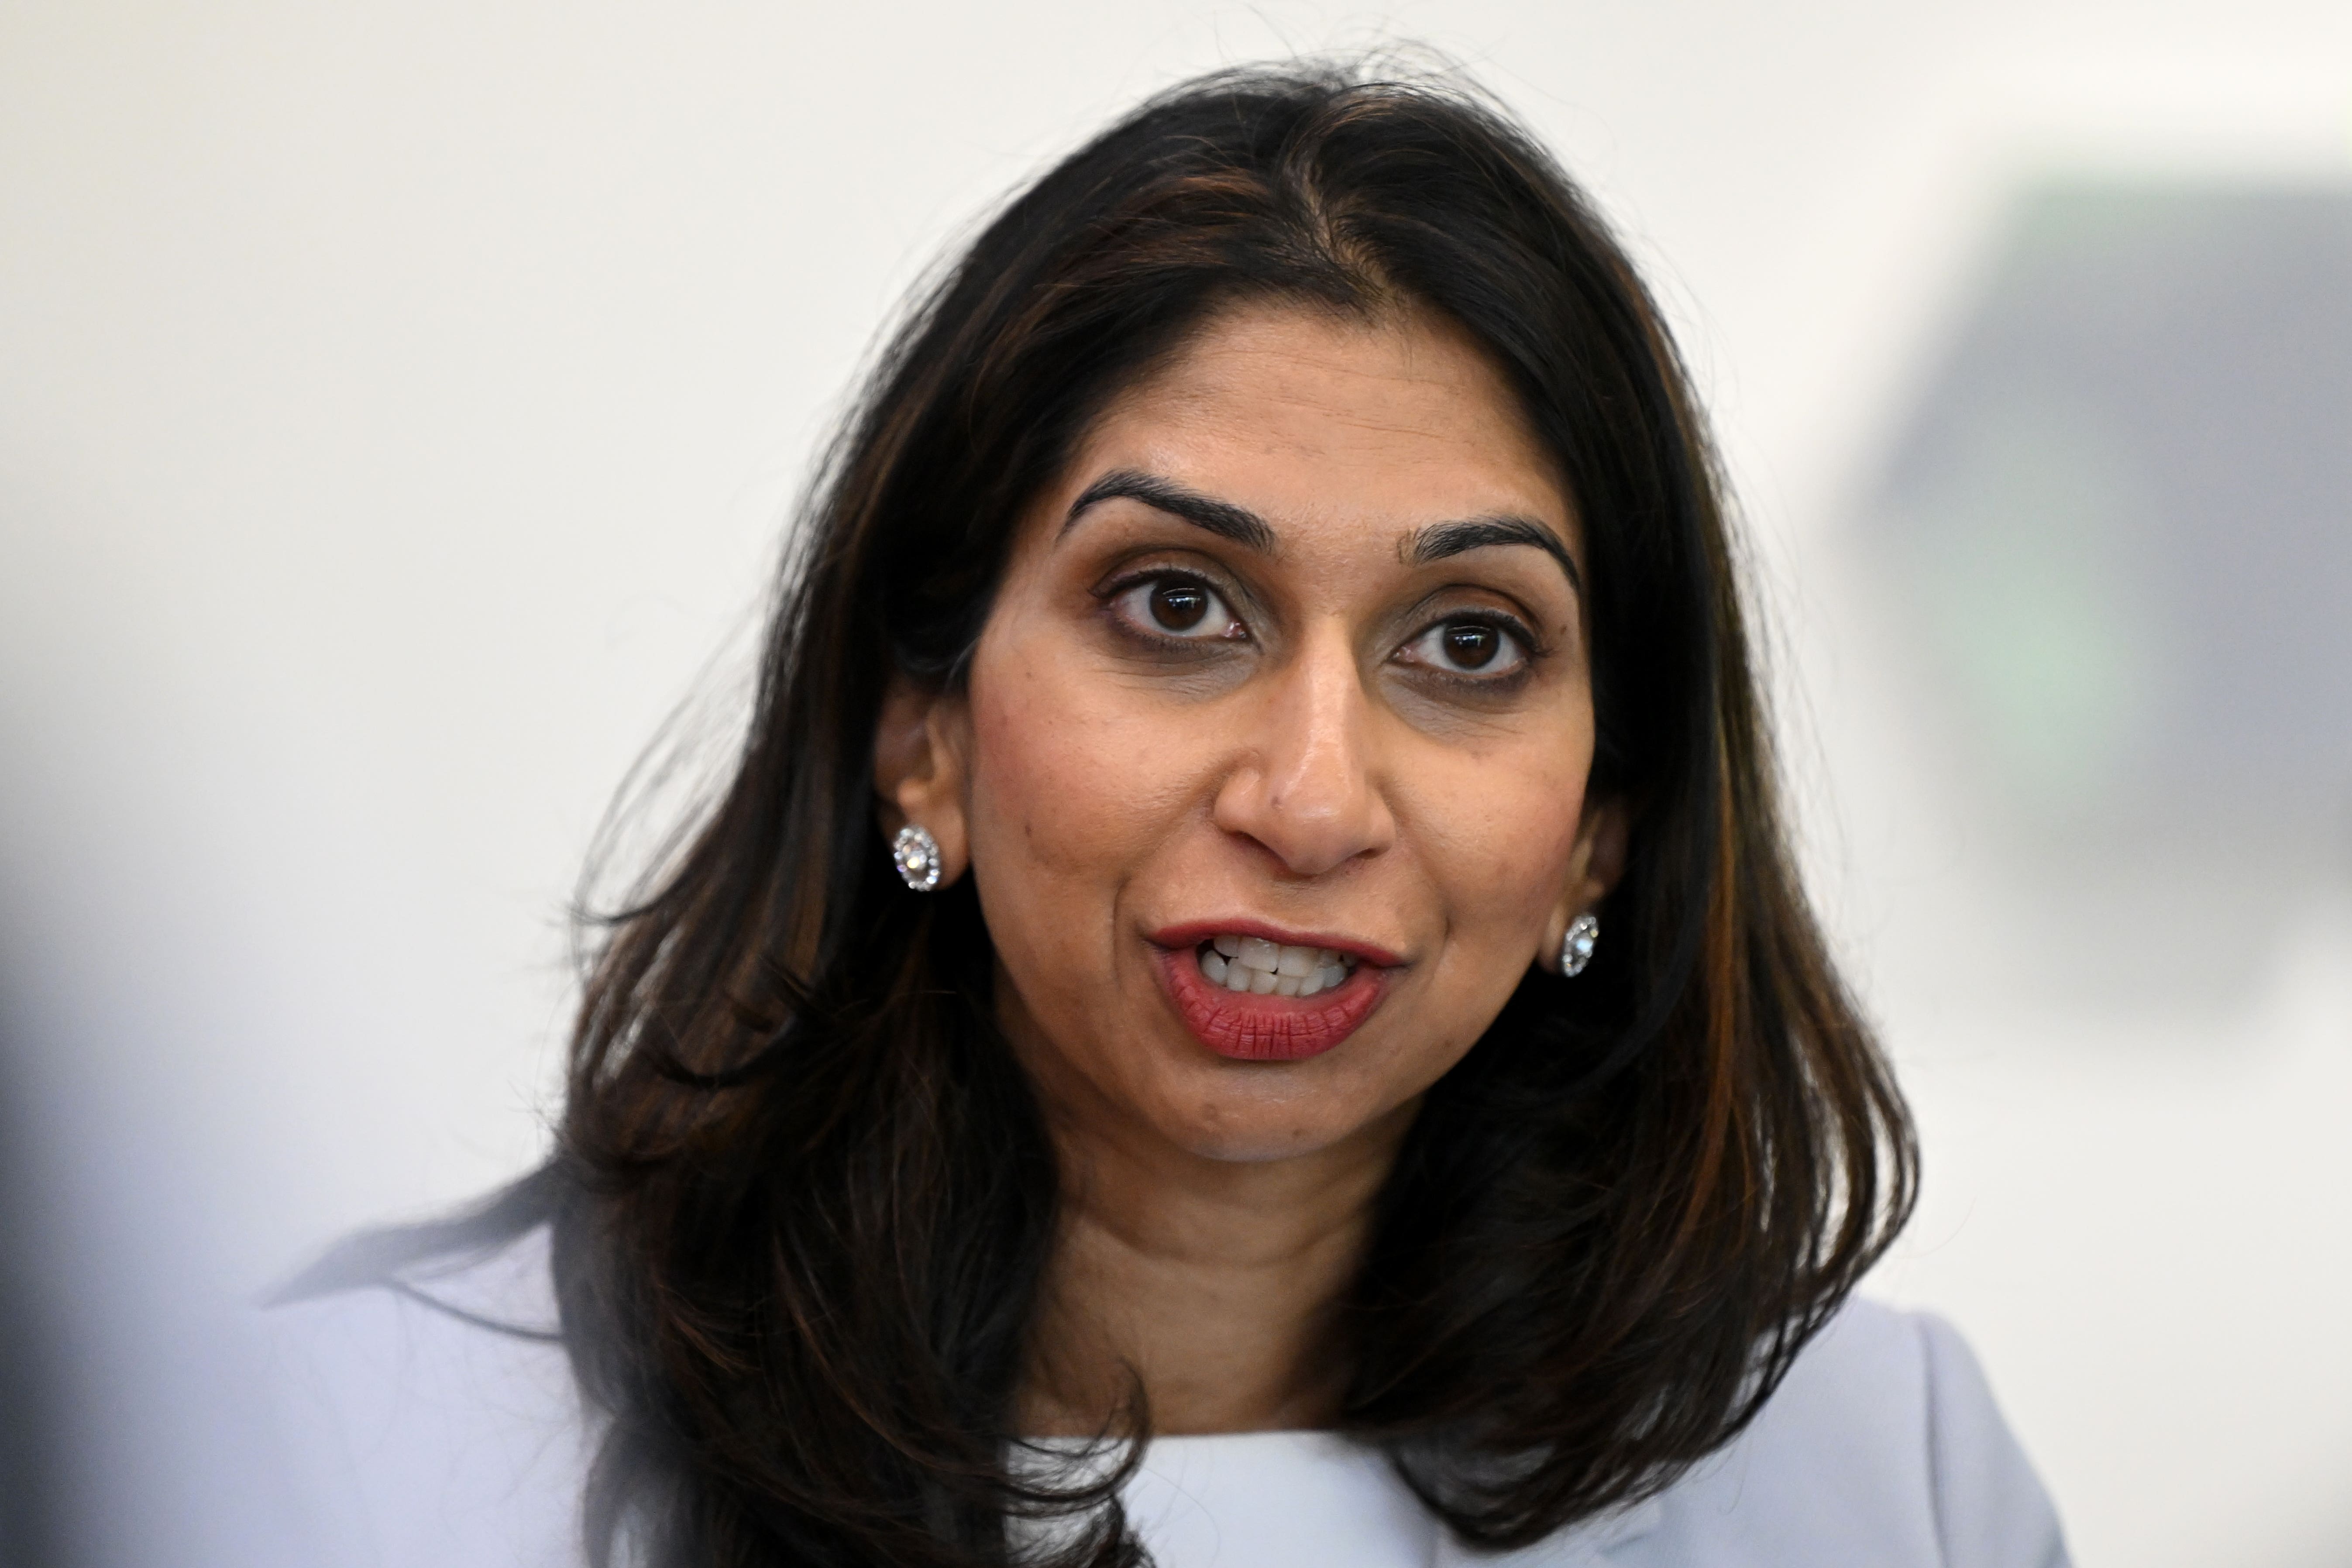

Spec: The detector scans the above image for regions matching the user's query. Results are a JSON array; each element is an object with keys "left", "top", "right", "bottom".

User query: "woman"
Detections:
[{"left": 273, "top": 61, "right": 2067, "bottom": 1568}]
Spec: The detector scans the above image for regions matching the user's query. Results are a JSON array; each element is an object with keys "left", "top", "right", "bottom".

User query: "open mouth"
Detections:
[
  {"left": 1154, "top": 930, "right": 1391, "bottom": 1062},
  {"left": 1195, "top": 934, "right": 1358, "bottom": 997}
]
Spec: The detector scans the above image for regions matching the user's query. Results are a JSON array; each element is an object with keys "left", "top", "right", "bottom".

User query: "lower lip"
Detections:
[{"left": 1156, "top": 945, "right": 1389, "bottom": 1062}]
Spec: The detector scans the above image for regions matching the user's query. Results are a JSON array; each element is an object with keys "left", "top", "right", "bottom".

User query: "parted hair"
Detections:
[{"left": 306, "top": 58, "right": 1916, "bottom": 1568}]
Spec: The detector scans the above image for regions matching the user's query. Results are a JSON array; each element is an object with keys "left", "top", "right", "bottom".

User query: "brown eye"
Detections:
[
  {"left": 1151, "top": 581, "right": 1209, "bottom": 631},
  {"left": 1400, "top": 616, "right": 1529, "bottom": 677},
  {"left": 1111, "top": 575, "right": 1244, "bottom": 642},
  {"left": 1443, "top": 623, "right": 1499, "bottom": 669}
]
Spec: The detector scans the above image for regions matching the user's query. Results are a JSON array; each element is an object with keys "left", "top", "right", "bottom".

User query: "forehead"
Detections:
[{"left": 1053, "top": 300, "right": 1573, "bottom": 542}]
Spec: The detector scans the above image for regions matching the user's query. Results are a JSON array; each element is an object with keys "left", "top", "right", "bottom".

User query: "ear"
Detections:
[
  {"left": 872, "top": 673, "right": 974, "bottom": 888},
  {"left": 1540, "top": 794, "right": 1630, "bottom": 973}
]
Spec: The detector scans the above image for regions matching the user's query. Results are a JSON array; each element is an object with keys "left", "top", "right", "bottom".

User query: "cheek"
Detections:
[
  {"left": 1413, "top": 726, "right": 1596, "bottom": 939},
  {"left": 962, "top": 643, "right": 1200, "bottom": 954}
]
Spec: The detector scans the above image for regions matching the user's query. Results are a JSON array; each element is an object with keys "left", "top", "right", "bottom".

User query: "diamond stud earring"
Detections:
[
  {"left": 1559, "top": 911, "right": 1599, "bottom": 977},
  {"left": 891, "top": 824, "right": 942, "bottom": 892}
]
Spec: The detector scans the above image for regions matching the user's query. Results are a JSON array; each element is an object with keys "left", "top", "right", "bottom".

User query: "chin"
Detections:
[{"left": 1148, "top": 1074, "right": 1395, "bottom": 1165}]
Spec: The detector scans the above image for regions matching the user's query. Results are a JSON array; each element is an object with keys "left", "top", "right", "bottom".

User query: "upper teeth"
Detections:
[{"left": 1199, "top": 935, "right": 1355, "bottom": 998}]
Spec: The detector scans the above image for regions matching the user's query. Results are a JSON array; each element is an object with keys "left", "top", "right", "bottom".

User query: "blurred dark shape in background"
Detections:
[
  {"left": 0, "top": 985, "right": 317, "bottom": 1568},
  {"left": 0, "top": 1024, "right": 65, "bottom": 1568},
  {"left": 1861, "top": 179, "right": 2352, "bottom": 1011}
]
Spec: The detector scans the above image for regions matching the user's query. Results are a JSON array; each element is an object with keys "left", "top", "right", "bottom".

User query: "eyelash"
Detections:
[
  {"left": 1104, "top": 570, "right": 1250, "bottom": 645},
  {"left": 1395, "top": 609, "right": 1540, "bottom": 683},
  {"left": 1100, "top": 569, "right": 1544, "bottom": 685}
]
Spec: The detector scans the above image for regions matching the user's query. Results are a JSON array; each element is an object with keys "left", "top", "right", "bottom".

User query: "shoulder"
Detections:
[
  {"left": 261, "top": 1223, "right": 595, "bottom": 1568},
  {"left": 1453, "top": 1300, "right": 2070, "bottom": 1568}
]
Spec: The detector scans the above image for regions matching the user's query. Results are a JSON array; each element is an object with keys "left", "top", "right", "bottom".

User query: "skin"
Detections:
[{"left": 873, "top": 299, "right": 1627, "bottom": 1434}]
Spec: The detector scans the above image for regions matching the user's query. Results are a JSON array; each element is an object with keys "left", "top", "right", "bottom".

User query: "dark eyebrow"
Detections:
[
  {"left": 1060, "top": 469, "right": 1278, "bottom": 554},
  {"left": 1406, "top": 516, "right": 1582, "bottom": 594}
]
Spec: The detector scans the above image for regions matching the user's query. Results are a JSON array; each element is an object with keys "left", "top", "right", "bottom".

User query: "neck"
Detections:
[{"left": 1018, "top": 1083, "right": 1413, "bottom": 1438}]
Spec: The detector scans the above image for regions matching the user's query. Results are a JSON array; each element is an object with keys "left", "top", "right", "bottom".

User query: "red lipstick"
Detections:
[{"left": 1149, "top": 922, "right": 1396, "bottom": 1062}]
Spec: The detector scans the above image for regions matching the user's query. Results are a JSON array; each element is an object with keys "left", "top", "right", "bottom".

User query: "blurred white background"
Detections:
[{"left": 3, "top": 2, "right": 2349, "bottom": 1563}]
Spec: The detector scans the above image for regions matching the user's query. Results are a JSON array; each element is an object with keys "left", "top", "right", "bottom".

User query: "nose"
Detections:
[{"left": 1211, "top": 631, "right": 1396, "bottom": 877}]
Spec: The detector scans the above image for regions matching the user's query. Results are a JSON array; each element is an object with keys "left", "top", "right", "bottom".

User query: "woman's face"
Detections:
[{"left": 883, "top": 300, "right": 1621, "bottom": 1166}]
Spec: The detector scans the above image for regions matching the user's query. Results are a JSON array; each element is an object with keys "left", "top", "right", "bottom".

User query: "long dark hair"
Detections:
[{"left": 320, "top": 58, "right": 1915, "bottom": 1568}]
